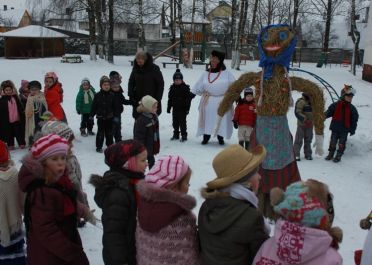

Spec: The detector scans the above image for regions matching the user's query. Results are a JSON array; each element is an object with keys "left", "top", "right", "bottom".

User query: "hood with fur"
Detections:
[
  {"left": 137, "top": 180, "right": 196, "bottom": 232},
  {"left": 18, "top": 154, "right": 45, "bottom": 192}
]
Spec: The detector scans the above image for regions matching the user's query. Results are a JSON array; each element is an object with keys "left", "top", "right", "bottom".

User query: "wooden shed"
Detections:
[{"left": 0, "top": 25, "right": 68, "bottom": 58}]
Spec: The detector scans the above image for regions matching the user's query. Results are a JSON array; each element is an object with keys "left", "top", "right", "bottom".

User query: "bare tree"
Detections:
[
  {"left": 232, "top": 0, "right": 249, "bottom": 70},
  {"left": 107, "top": 0, "right": 114, "bottom": 62},
  {"left": 349, "top": 0, "right": 360, "bottom": 75},
  {"left": 309, "top": 0, "right": 344, "bottom": 52}
]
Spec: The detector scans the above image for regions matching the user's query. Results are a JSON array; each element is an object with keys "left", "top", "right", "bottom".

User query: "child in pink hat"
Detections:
[
  {"left": 18, "top": 134, "right": 90, "bottom": 265},
  {"left": 136, "top": 155, "right": 200, "bottom": 265}
]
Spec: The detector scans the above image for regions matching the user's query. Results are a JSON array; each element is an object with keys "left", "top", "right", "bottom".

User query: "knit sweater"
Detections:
[
  {"left": 136, "top": 181, "right": 200, "bottom": 265},
  {"left": 0, "top": 165, "right": 24, "bottom": 247}
]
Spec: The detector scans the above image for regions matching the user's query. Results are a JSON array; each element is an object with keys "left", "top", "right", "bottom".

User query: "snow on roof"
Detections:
[
  {"left": 0, "top": 25, "right": 68, "bottom": 38},
  {"left": 0, "top": 9, "right": 28, "bottom": 27}
]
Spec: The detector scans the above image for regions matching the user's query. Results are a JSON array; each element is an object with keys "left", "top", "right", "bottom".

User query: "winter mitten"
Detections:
[
  {"left": 350, "top": 131, "right": 355, "bottom": 136},
  {"left": 233, "top": 121, "right": 238, "bottom": 129},
  {"left": 313, "top": 134, "right": 324, "bottom": 156}
]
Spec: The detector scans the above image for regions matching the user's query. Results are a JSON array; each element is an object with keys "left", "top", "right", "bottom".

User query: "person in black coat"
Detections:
[
  {"left": 0, "top": 80, "right": 26, "bottom": 149},
  {"left": 90, "top": 76, "right": 120, "bottom": 153},
  {"left": 128, "top": 51, "right": 164, "bottom": 119},
  {"left": 324, "top": 85, "right": 359, "bottom": 162},
  {"left": 89, "top": 140, "right": 147, "bottom": 265},
  {"left": 167, "top": 69, "right": 194, "bottom": 142}
]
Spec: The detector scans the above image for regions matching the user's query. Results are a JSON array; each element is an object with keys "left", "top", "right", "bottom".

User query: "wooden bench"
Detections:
[
  {"left": 61, "top": 55, "right": 83, "bottom": 63},
  {"left": 162, "top": 62, "right": 180, "bottom": 68}
]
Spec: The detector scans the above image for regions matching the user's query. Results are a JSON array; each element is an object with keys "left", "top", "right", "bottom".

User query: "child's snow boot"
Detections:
[
  {"left": 80, "top": 128, "right": 88, "bottom": 137},
  {"left": 325, "top": 151, "right": 335, "bottom": 161},
  {"left": 201, "top": 134, "right": 210, "bottom": 145},
  {"left": 88, "top": 130, "right": 95, "bottom": 136},
  {"left": 217, "top": 135, "right": 225, "bottom": 145},
  {"left": 333, "top": 153, "right": 342, "bottom": 163},
  {"left": 180, "top": 135, "right": 187, "bottom": 142}
]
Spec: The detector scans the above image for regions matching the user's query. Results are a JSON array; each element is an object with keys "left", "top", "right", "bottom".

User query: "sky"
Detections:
[{"left": 2, "top": 54, "right": 372, "bottom": 264}]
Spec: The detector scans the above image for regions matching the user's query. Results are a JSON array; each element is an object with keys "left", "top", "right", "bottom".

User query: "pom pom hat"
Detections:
[
  {"left": 271, "top": 181, "right": 328, "bottom": 228},
  {"left": 31, "top": 134, "right": 69, "bottom": 161},
  {"left": 173, "top": 69, "right": 183, "bottom": 80},
  {"left": 0, "top": 140, "right": 10, "bottom": 164},
  {"left": 145, "top": 155, "right": 189, "bottom": 188}
]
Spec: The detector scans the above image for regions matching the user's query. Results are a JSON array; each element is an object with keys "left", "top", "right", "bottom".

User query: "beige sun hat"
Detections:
[{"left": 207, "top": 144, "right": 266, "bottom": 190}]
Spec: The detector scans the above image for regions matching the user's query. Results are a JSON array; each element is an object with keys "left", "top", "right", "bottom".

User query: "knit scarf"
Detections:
[
  {"left": 221, "top": 183, "right": 258, "bottom": 208},
  {"left": 7, "top": 96, "right": 20, "bottom": 123},
  {"left": 333, "top": 100, "right": 351, "bottom": 128},
  {"left": 257, "top": 24, "right": 297, "bottom": 80},
  {"left": 84, "top": 89, "right": 94, "bottom": 104},
  {"left": 55, "top": 174, "right": 76, "bottom": 216}
]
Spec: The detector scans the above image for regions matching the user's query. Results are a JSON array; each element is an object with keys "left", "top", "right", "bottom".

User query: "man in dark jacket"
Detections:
[
  {"left": 324, "top": 85, "right": 359, "bottom": 162},
  {"left": 128, "top": 51, "right": 164, "bottom": 119}
]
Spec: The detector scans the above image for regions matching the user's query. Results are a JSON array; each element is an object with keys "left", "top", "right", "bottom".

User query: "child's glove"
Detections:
[
  {"left": 233, "top": 121, "right": 238, "bottom": 129},
  {"left": 313, "top": 134, "right": 324, "bottom": 156},
  {"left": 350, "top": 131, "right": 355, "bottom": 136},
  {"left": 167, "top": 108, "right": 171, "bottom": 114},
  {"left": 77, "top": 111, "right": 81, "bottom": 115}
]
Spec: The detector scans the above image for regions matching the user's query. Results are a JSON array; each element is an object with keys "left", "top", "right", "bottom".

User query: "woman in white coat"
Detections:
[{"left": 191, "top": 50, "right": 235, "bottom": 145}]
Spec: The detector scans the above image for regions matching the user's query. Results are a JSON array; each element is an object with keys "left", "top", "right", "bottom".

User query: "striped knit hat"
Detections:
[
  {"left": 0, "top": 140, "right": 10, "bottom": 164},
  {"left": 145, "top": 155, "right": 189, "bottom": 188},
  {"left": 31, "top": 134, "right": 69, "bottom": 161},
  {"left": 41, "top": 121, "right": 74, "bottom": 141}
]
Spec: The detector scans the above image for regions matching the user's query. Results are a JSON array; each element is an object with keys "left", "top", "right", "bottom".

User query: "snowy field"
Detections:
[{"left": 2, "top": 55, "right": 372, "bottom": 264}]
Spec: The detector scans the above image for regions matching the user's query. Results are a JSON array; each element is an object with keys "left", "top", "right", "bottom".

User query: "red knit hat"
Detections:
[
  {"left": 104, "top": 140, "right": 146, "bottom": 169},
  {"left": 31, "top": 134, "right": 69, "bottom": 161},
  {"left": 0, "top": 140, "right": 10, "bottom": 164},
  {"left": 145, "top": 155, "right": 189, "bottom": 188}
]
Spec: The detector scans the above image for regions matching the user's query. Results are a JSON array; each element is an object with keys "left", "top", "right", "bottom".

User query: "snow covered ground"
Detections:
[{"left": 2, "top": 55, "right": 372, "bottom": 264}]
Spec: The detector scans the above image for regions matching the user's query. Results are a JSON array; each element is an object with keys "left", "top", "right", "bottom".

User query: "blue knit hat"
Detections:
[{"left": 272, "top": 181, "right": 328, "bottom": 228}]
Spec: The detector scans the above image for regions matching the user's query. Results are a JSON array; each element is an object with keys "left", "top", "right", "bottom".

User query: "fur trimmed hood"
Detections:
[
  {"left": 18, "top": 153, "right": 45, "bottom": 192},
  {"left": 137, "top": 180, "right": 196, "bottom": 232}
]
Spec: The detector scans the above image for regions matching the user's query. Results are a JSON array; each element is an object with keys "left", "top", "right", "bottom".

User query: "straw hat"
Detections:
[{"left": 207, "top": 144, "right": 266, "bottom": 190}]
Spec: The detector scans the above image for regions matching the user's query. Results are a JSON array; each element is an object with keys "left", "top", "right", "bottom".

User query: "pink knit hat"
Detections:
[
  {"left": 44, "top": 72, "right": 58, "bottom": 83},
  {"left": 31, "top": 134, "right": 69, "bottom": 161},
  {"left": 145, "top": 155, "right": 189, "bottom": 188}
]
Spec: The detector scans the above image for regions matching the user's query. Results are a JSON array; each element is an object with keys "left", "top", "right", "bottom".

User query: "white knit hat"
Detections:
[{"left": 140, "top": 95, "right": 158, "bottom": 112}]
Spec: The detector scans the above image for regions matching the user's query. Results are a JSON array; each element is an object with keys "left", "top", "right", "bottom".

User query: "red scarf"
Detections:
[
  {"left": 333, "top": 100, "right": 350, "bottom": 128},
  {"left": 129, "top": 178, "right": 141, "bottom": 205},
  {"left": 56, "top": 174, "right": 76, "bottom": 216}
]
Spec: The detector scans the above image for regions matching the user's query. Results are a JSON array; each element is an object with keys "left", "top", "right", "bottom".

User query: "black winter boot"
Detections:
[
  {"left": 333, "top": 153, "right": 342, "bottom": 163},
  {"left": 239, "top": 141, "right": 244, "bottom": 147},
  {"left": 325, "top": 151, "right": 335, "bottom": 161},
  {"left": 170, "top": 133, "right": 179, "bottom": 140},
  {"left": 201, "top": 134, "right": 211, "bottom": 145},
  {"left": 244, "top": 141, "right": 250, "bottom": 150},
  {"left": 217, "top": 135, "right": 225, "bottom": 145},
  {"left": 88, "top": 130, "right": 95, "bottom": 135},
  {"left": 80, "top": 128, "right": 88, "bottom": 137},
  {"left": 180, "top": 135, "right": 187, "bottom": 142}
]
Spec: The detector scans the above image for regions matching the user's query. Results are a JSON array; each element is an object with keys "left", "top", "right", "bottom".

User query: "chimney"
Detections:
[{"left": 4, "top": 5, "right": 7, "bottom": 11}]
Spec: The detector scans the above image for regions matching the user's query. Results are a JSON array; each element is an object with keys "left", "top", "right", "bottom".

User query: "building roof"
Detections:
[
  {"left": 0, "top": 9, "right": 29, "bottom": 27},
  {"left": 0, "top": 25, "right": 68, "bottom": 38}
]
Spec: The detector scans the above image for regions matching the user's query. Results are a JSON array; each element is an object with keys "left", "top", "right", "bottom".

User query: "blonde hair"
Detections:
[{"left": 135, "top": 51, "right": 148, "bottom": 61}]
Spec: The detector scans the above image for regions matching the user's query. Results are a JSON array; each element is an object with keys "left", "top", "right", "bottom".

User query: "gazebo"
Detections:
[{"left": 0, "top": 25, "right": 68, "bottom": 58}]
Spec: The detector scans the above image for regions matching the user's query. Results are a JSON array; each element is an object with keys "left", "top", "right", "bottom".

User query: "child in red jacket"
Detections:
[
  {"left": 232, "top": 87, "right": 256, "bottom": 150},
  {"left": 44, "top": 72, "right": 67, "bottom": 122}
]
